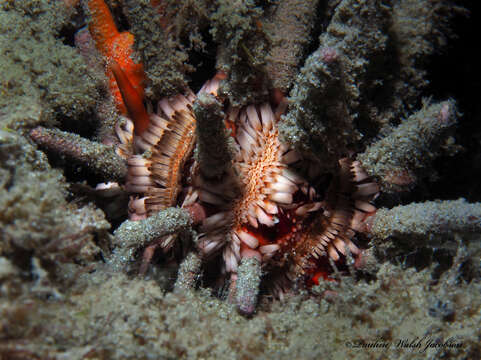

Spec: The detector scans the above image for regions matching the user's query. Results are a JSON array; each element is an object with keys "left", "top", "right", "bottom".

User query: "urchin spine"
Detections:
[
  {"left": 369, "top": 199, "right": 481, "bottom": 240},
  {"left": 30, "top": 126, "right": 127, "bottom": 182},
  {"left": 236, "top": 257, "right": 262, "bottom": 315}
]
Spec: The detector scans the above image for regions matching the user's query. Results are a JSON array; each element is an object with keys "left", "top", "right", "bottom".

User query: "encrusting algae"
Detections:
[{"left": 1, "top": 0, "right": 480, "bottom": 359}]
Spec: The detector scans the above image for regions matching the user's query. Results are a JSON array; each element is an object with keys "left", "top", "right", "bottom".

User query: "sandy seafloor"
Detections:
[{"left": 0, "top": 1, "right": 480, "bottom": 359}]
